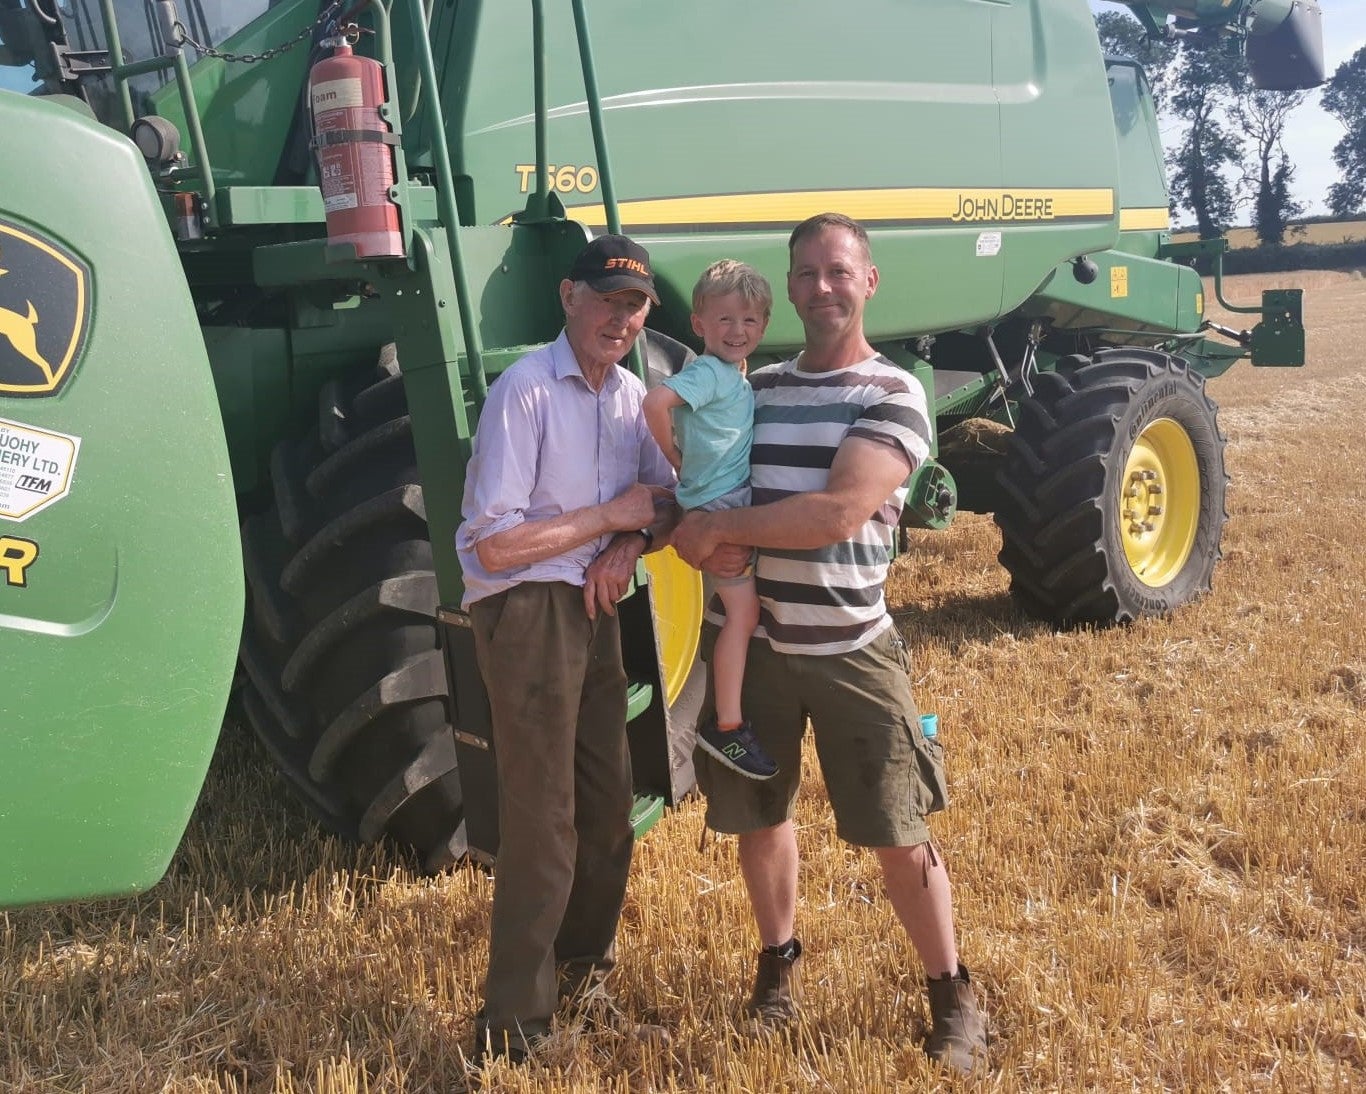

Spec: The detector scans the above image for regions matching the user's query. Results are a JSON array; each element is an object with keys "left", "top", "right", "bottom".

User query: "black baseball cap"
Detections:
[{"left": 567, "top": 234, "right": 660, "bottom": 304}]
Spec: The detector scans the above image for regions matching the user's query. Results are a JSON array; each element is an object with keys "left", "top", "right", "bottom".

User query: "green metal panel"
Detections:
[
  {"left": 146, "top": 0, "right": 318, "bottom": 187},
  {"left": 202, "top": 325, "right": 291, "bottom": 495},
  {"left": 453, "top": 1, "right": 1004, "bottom": 348},
  {"left": 993, "top": 0, "right": 1122, "bottom": 314},
  {"left": 0, "top": 96, "right": 242, "bottom": 907},
  {"left": 441, "top": 0, "right": 1128, "bottom": 351},
  {"left": 1025, "top": 249, "right": 1202, "bottom": 337}
]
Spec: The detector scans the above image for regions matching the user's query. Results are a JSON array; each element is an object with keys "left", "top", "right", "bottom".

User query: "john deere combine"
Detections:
[{"left": 0, "top": 0, "right": 1324, "bottom": 906}]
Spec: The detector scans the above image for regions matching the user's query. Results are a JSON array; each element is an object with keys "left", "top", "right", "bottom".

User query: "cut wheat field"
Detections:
[
  {"left": 3, "top": 272, "right": 1363, "bottom": 1093},
  {"left": 1173, "top": 221, "right": 1366, "bottom": 249}
]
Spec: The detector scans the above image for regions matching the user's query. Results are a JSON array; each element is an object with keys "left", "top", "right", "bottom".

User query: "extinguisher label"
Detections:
[
  {"left": 311, "top": 77, "right": 365, "bottom": 113},
  {"left": 323, "top": 190, "right": 359, "bottom": 213}
]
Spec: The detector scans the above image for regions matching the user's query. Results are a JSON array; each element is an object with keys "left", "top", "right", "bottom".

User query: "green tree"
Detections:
[
  {"left": 1167, "top": 41, "right": 1246, "bottom": 238},
  {"left": 1233, "top": 89, "right": 1308, "bottom": 245},
  {"left": 1252, "top": 155, "right": 1302, "bottom": 246},
  {"left": 1322, "top": 46, "right": 1366, "bottom": 217}
]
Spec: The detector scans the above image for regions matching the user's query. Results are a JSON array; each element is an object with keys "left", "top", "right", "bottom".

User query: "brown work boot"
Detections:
[
  {"left": 744, "top": 938, "right": 802, "bottom": 1028},
  {"left": 925, "top": 964, "right": 988, "bottom": 1074}
]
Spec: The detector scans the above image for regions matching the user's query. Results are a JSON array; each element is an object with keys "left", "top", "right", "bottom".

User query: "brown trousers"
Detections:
[{"left": 468, "top": 581, "right": 635, "bottom": 1048}]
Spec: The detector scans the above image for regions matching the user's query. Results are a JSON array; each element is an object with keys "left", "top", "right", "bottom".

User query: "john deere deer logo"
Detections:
[
  {"left": 0, "top": 301, "right": 56, "bottom": 384},
  {"left": 0, "top": 221, "right": 90, "bottom": 398}
]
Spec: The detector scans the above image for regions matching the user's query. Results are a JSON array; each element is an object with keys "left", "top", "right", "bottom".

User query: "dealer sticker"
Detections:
[
  {"left": 975, "top": 231, "right": 1002, "bottom": 257},
  {"left": 0, "top": 416, "right": 80, "bottom": 521}
]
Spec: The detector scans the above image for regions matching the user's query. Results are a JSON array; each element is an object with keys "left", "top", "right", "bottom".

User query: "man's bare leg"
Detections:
[
  {"left": 738, "top": 820, "right": 799, "bottom": 946},
  {"left": 874, "top": 842, "right": 959, "bottom": 978}
]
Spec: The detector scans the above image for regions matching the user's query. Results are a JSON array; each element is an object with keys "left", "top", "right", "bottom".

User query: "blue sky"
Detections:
[{"left": 3, "top": 3, "right": 1362, "bottom": 219}]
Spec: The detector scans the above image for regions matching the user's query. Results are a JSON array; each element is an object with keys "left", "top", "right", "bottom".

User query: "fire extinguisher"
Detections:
[{"left": 309, "top": 30, "right": 404, "bottom": 258}]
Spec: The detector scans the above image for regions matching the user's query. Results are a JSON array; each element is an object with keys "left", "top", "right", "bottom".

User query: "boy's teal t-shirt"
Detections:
[{"left": 661, "top": 354, "right": 754, "bottom": 509}]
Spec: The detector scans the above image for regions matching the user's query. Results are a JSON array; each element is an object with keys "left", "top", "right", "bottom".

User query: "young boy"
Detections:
[{"left": 643, "top": 260, "right": 778, "bottom": 781}]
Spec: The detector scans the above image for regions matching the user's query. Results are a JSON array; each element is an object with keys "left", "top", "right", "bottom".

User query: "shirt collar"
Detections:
[{"left": 551, "top": 329, "right": 626, "bottom": 392}]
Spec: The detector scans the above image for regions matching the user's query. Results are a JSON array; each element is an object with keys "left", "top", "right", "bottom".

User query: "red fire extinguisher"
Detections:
[{"left": 309, "top": 32, "right": 404, "bottom": 258}]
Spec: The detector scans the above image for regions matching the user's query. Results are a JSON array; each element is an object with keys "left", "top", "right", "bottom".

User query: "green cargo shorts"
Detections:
[{"left": 694, "top": 623, "right": 949, "bottom": 847}]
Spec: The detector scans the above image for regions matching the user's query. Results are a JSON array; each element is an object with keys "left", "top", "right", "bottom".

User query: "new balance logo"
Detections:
[{"left": 722, "top": 741, "right": 747, "bottom": 760}]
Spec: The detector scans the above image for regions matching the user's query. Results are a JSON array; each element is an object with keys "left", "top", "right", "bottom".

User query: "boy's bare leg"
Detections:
[{"left": 711, "top": 578, "right": 761, "bottom": 726}]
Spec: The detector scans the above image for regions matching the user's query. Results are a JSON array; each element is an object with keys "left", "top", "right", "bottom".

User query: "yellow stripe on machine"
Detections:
[
  {"left": 1119, "top": 206, "right": 1171, "bottom": 231},
  {"left": 555, "top": 186, "right": 1117, "bottom": 230}
]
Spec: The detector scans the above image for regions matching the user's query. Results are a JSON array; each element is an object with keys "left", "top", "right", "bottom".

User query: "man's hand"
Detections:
[
  {"left": 583, "top": 532, "right": 645, "bottom": 619},
  {"left": 603, "top": 482, "right": 667, "bottom": 534},
  {"left": 671, "top": 510, "right": 724, "bottom": 569},
  {"left": 700, "top": 542, "right": 752, "bottom": 579}
]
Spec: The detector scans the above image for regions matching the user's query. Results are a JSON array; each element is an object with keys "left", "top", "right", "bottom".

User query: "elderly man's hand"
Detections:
[
  {"left": 604, "top": 483, "right": 668, "bottom": 533},
  {"left": 583, "top": 532, "right": 645, "bottom": 619}
]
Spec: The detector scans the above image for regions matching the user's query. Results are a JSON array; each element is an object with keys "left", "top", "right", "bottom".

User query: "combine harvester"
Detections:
[{"left": 0, "top": 0, "right": 1324, "bottom": 905}]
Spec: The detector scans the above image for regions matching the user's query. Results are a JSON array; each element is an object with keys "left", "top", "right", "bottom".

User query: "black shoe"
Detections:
[
  {"left": 696, "top": 716, "right": 779, "bottom": 780},
  {"left": 468, "top": 1010, "right": 546, "bottom": 1068}
]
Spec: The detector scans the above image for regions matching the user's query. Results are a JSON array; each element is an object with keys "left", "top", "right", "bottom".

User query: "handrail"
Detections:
[
  {"left": 525, "top": 0, "right": 550, "bottom": 220},
  {"left": 98, "top": 0, "right": 217, "bottom": 226},
  {"left": 569, "top": 0, "right": 645, "bottom": 380},
  {"left": 403, "top": 0, "right": 488, "bottom": 403}
]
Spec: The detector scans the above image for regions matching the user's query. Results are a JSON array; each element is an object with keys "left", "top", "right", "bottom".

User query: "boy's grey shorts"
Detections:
[{"left": 694, "top": 484, "right": 753, "bottom": 588}]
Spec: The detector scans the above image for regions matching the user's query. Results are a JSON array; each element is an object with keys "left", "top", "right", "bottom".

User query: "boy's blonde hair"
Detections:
[{"left": 691, "top": 259, "right": 773, "bottom": 317}]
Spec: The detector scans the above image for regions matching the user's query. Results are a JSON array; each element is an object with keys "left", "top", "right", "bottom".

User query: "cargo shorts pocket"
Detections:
[
  {"left": 911, "top": 717, "right": 950, "bottom": 818},
  {"left": 881, "top": 629, "right": 949, "bottom": 819}
]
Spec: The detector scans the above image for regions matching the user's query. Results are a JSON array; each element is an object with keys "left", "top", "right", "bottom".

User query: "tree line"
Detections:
[{"left": 1096, "top": 11, "right": 1366, "bottom": 247}]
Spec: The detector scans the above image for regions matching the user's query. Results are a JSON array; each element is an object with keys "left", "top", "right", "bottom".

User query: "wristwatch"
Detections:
[{"left": 635, "top": 527, "right": 655, "bottom": 550}]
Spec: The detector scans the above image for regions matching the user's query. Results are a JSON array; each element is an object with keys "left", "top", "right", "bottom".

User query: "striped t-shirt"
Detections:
[{"left": 715, "top": 353, "right": 930, "bottom": 656}]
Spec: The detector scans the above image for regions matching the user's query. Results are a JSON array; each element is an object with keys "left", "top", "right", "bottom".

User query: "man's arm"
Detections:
[
  {"left": 670, "top": 436, "right": 912, "bottom": 567},
  {"left": 582, "top": 494, "right": 681, "bottom": 617},
  {"left": 475, "top": 483, "right": 661, "bottom": 573}
]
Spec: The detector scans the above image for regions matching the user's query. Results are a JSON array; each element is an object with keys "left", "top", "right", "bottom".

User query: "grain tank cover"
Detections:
[{"left": 1247, "top": 0, "right": 1324, "bottom": 91}]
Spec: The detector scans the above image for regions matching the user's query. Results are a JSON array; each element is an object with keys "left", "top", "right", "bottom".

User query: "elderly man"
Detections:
[
  {"left": 672, "top": 213, "right": 989, "bottom": 1074},
  {"left": 456, "top": 234, "right": 675, "bottom": 1065}
]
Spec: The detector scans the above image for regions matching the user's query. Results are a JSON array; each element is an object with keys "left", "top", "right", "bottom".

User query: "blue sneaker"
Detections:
[{"left": 696, "top": 716, "right": 779, "bottom": 780}]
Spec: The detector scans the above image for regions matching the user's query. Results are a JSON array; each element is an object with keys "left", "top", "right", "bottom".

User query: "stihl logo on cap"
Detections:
[{"left": 603, "top": 257, "right": 650, "bottom": 275}]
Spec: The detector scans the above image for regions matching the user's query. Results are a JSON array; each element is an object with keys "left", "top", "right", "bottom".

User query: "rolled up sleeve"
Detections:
[{"left": 457, "top": 374, "right": 540, "bottom": 549}]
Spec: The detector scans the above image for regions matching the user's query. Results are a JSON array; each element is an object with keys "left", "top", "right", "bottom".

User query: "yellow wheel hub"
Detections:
[
  {"left": 642, "top": 547, "right": 704, "bottom": 706},
  {"left": 1119, "top": 417, "right": 1200, "bottom": 587}
]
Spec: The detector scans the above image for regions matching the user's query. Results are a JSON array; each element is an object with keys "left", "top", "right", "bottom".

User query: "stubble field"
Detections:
[
  {"left": 1174, "top": 221, "right": 1366, "bottom": 249},
  {"left": 2, "top": 273, "right": 1363, "bottom": 1092}
]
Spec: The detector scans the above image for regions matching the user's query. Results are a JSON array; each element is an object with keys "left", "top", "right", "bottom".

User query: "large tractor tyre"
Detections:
[
  {"left": 238, "top": 346, "right": 466, "bottom": 872},
  {"left": 993, "top": 348, "right": 1228, "bottom": 625}
]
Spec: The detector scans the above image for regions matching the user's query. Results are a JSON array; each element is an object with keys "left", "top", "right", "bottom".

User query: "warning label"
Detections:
[
  {"left": 0, "top": 416, "right": 80, "bottom": 521},
  {"left": 311, "top": 77, "right": 365, "bottom": 113}
]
